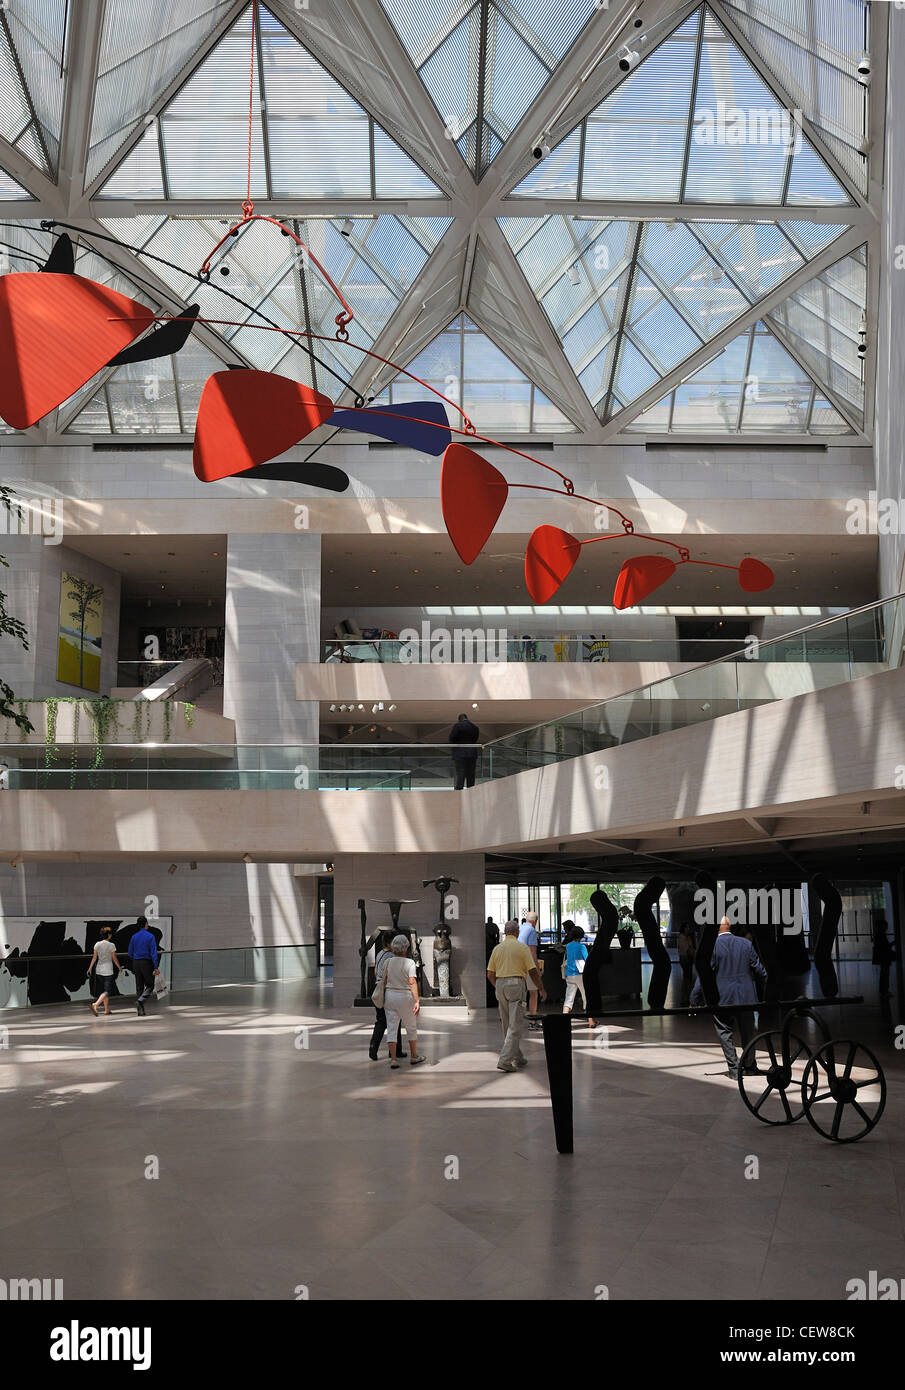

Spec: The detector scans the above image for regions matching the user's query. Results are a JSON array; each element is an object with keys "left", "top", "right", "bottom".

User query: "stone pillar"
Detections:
[
  {"left": 223, "top": 532, "right": 321, "bottom": 746},
  {"left": 332, "top": 852, "right": 486, "bottom": 1007}
]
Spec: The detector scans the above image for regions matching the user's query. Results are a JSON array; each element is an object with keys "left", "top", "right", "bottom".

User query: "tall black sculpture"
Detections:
[
  {"left": 356, "top": 898, "right": 383, "bottom": 1003},
  {"left": 810, "top": 873, "right": 842, "bottom": 997},
  {"left": 634, "top": 876, "right": 671, "bottom": 1011},
  {"left": 692, "top": 871, "right": 720, "bottom": 1010},
  {"left": 584, "top": 888, "right": 619, "bottom": 1017}
]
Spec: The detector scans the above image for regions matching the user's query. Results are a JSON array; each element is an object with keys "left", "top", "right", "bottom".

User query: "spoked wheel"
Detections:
[
  {"left": 738, "top": 1030, "right": 813, "bottom": 1125},
  {"left": 801, "top": 1039, "right": 886, "bottom": 1143}
]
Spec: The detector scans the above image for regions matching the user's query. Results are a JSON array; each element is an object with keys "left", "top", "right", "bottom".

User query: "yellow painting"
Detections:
[{"left": 57, "top": 573, "right": 104, "bottom": 692}]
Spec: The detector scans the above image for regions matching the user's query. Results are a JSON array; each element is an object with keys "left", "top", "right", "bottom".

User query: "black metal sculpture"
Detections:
[
  {"left": 583, "top": 887, "right": 619, "bottom": 1017},
  {"left": 810, "top": 872, "right": 842, "bottom": 997},
  {"left": 634, "top": 876, "right": 671, "bottom": 1010}
]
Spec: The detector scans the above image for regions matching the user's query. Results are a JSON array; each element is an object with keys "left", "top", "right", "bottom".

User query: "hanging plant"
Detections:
[
  {"left": 131, "top": 698, "right": 151, "bottom": 743},
  {"left": 183, "top": 702, "right": 196, "bottom": 729},
  {"left": 163, "top": 699, "right": 173, "bottom": 743},
  {"left": 44, "top": 697, "right": 59, "bottom": 784},
  {"left": 70, "top": 697, "right": 80, "bottom": 789},
  {"left": 84, "top": 697, "right": 119, "bottom": 780}
]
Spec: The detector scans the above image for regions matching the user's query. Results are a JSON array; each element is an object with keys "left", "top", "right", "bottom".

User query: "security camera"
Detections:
[
  {"left": 531, "top": 135, "right": 551, "bottom": 160},
  {"left": 618, "top": 45, "right": 640, "bottom": 72},
  {"left": 856, "top": 51, "right": 871, "bottom": 82}
]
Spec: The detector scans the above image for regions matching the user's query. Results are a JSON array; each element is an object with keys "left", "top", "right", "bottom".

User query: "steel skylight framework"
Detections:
[{"left": 0, "top": 0, "right": 885, "bottom": 445}]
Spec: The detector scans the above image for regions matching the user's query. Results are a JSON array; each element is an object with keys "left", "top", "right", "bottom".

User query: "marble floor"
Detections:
[{"left": 1, "top": 966, "right": 902, "bottom": 1301}]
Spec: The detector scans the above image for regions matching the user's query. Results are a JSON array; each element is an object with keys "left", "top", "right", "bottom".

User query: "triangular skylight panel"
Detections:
[
  {"left": 0, "top": 167, "right": 34, "bottom": 199},
  {"left": 379, "top": 0, "right": 599, "bottom": 177},
  {"left": 623, "top": 320, "right": 854, "bottom": 435},
  {"left": 374, "top": 312, "right": 573, "bottom": 433},
  {"left": 98, "top": 213, "right": 451, "bottom": 396},
  {"left": 0, "top": 0, "right": 66, "bottom": 175},
  {"left": 509, "top": 5, "right": 853, "bottom": 205},
  {"left": 97, "top": 5, "right": 442, "bottom": 200},
  {"left": 500, "top": 213, "right": 849, "bottom": 420},
  {"left": 86, "top": 1, "right": 239, "bottom": 187},
  {"left": 65, "top": 338, "right": 233, "bottom": 437},
  {"left": 722, "top": 0, "right": 869, "bottom": 195},
  {"left": 767, "top": 244, "right": 866, "bottom": 427}
]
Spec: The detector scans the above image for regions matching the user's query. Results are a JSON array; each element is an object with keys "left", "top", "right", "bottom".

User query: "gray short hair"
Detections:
[
  {"left": 504, "top": 920, "right": 519, "bottom": 936},
  {"left": 391, "top": 934, "right": 410, "bottom": 955}
]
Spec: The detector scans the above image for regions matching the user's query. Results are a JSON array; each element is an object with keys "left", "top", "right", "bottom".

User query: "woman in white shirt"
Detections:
[
  {"left": 383, "top": 935, "right": 424, "bottom": 1068},
  {"left": 88, "top": 926, "right": 121, "bottom": 1016}
]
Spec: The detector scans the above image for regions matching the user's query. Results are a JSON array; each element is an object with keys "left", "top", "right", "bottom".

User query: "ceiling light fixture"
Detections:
[
  {"left": 242, "top": 853, "right": 253, "bottom": 864},
  {"left": 168, "top": 863, "right": 177, "bottom": 874},
  {"left": 340, "top": 218, "right": 354, "bottom": 237},
  {"left": 567, "top": 264, "right": 581, "bottom": 286}
]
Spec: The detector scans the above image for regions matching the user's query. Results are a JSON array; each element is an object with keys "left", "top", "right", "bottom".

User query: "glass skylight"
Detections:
[
  {"left": 509, "top": 5, "right": 854, "bottom": 206},
  {"left": 379, "top": 0, "right": 598, "bottom": 177},
  {"left": 97, "top": 5, "right": 442, "bottom": 200},
  {"left": 767, "top": 244, "right": 866, "bottom": 426},
  {"left": 0, "top": 168, "right": 34, "bottom": 200},
  {"left": 500, "top": 213, "right": 848, "bottom": 419},
  {"left": 0, "top": 0, "right": 67, "bottom": 175},
  {"left": 723, "top": 0, "right": 869, "bottom": 194},
  {"left": 373, "top": 312, "right": 573, "bottom": 432},
  {"left": 86, "top": 1, "right": 237, "bottom": 187},
  {"left": 624, "top": 320, "right": 853, "bottom": 434},
  {"left": 95, "top": 214, "right": 451, "bottom": 404},
  {"left": 65, "top": 338, "right": 230, "bottom": 436}
]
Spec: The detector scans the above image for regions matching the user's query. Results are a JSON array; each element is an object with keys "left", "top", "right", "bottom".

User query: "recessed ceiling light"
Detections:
[
  {"left": 412, "top": 569, "right": 420, "bottom": 574},
  {"left": 167, "top": 551, "right": 176, "bottom": 556},
  {"left": 370, "top": 568, "right": 377, "bottom": 574},
  {"left": 211, "top": 551, "right": 220, "bottom": 557}
]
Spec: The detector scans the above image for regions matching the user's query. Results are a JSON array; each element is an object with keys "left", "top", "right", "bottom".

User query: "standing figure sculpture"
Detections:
[{"left": 433, "top": 926, "right": 452, "bottom": 997}]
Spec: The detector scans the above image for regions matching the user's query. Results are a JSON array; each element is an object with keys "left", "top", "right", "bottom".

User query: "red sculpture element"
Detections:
[
  {"left": 441, "top": 443, "right": 508, "bottom": 564},
  {"left": 0, "top": 273, "right": 154, "bottom": 429},
  {"left": 193, "top": 370, "right": 334, "bottom": 481},
  {"left": 613, "top": 555, "right": 677, "bottom": 610},
  {"left": 738, "top": 557, "right": 775, "bottom": 592},
  {"left": 524, "top": 525, "right": 581, "bottom": 603}
]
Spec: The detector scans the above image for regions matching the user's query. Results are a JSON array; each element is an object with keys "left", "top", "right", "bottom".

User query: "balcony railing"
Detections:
[
  {"left": 320, "top": 630, "right": 883, "bottom": 665},
  {"left": 1, "top": 599, "right": 895, "bottom": 790}
]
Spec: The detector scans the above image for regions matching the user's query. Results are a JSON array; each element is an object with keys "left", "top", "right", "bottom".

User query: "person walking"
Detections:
[
  {"left": 383, "top": 935, "right": 424, "bottom": 1069},
  {"left": 677, "top": 922, "right": 696, "bottom": 1007},
  {"left": 129, "top": 916, "right": 161, "bottom": 1017},
  {"left": 369, "top": 930, "right": 406, "bottom": 1060},
  {"left": 872, "top": 917, "right": 897, "bottom": 998},
  {"left": 448, "top": 712, "right": 480, "bottom": 790},
  {"left": 88, "top": 925, "right": 121, "bottom": 1016},
  {"left": 487, "top": 921, "right": 546, "bottom": 1072},
  {"left": 691, "top": 917, "right": 767, "bottom": 1079},
  {"left": 519, "top": 910, "right": 541, "bottom": 1025},
  {"left": 562, "top": 923, "right": 595, "bottom": 1027}
]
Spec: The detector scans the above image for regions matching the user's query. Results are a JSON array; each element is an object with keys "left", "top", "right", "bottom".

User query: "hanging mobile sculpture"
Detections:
[{"left": 0, "top": 0, "right": 773, "bottom": 610}]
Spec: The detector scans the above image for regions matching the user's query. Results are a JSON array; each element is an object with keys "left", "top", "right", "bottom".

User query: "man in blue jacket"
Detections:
[
  {"left": 128, "top": 916, "right": 161, "bottom": 1016},
  {"left": 692, "top": 916, "right": 767, "bottom": 1078}
]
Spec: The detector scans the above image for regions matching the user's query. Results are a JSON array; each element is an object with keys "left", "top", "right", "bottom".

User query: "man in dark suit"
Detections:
[
  {"left": 448, "top": 712, "right": 480, "bottom": 790},
  {"left": 692, "top": 917, "right": 767, "bottom": 1078}
]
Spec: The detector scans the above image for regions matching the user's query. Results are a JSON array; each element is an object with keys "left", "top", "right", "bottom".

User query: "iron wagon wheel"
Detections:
[
  {"left": 737, "top": 1030, "right": 813, "bottom": 1125},
  {"left": 800, "top": 1039, "right": 886, "bottom": 1143}
]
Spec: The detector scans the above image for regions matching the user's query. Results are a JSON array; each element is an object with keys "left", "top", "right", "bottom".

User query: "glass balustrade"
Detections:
[{"left": 1, "top": 598, "right": 895, "bottom": 790}]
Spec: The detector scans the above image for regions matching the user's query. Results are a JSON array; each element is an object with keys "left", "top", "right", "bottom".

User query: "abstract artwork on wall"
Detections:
[
  {"left": 0, "top": 916, "right": 172, "bottom": 1009},
  {"left": 57, "top": 572, "right": 104, "bottom": 691}
]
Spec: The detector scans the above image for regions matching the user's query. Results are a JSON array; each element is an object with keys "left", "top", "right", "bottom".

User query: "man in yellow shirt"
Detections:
[{"left": 487, "top": 921, "right": 546, "bottom": 1072}]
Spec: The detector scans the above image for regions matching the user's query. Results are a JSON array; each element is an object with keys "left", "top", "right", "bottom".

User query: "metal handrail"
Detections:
[{"left": 483, "top": 592, "right": 899, "bottom": 750}]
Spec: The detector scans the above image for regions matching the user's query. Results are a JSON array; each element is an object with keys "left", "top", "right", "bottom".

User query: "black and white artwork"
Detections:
[{"left": 0, "top": 916, "right": 172, "bottom": 1009}]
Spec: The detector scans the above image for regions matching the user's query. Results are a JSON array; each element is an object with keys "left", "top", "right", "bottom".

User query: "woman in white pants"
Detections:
[
  {"left": 383, "top": 935, "right": 424, "bottom": 1069},
  {"left": 562, "top": 923, "right": 595, "bottom": 1027}
]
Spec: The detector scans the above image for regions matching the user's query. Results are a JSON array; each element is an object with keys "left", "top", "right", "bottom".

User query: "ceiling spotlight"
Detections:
[
  {"left": 190, "top": 861, "right": 197, "bottom": 870},
  {"left": 10, "top": 856, "right": 20, "bottom": 868},
  {"left": 856, "top": 50, "right": 871, "bottom": 83},
  {"left": 325, "top": 862, "right": 334, "bottom": 873},
  {"left": 472, "top": 702, "right": 479, "bottom": 709},
  {"left": 329, "top": 704, "right": 336, "bottom": 713},
  {"left": 388, "top": 704, "right": 397, "bottom": 712},
  {"left": 168, "top": 863, "right": 177, "bottom": 874},
  {"left": 531, "top": 134, "right": 551, "bottom": 161},
  {"left": 567, "top": 264, "right": 581, "bottom": 286},
  {"left": 242, "top": 853, "right": 253, "bottom": 864},
  {"left": 618, "top": 45, "right": 640, "bottom": 72},
  {"left": 340, "top": 218, "right": 354, "bottom": 237},
  {"left": 700, "top": 702, "right": 711, "bottom": 712},
  {"left": 357, "top": 703, "right": 364, "bottom": 711}
]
